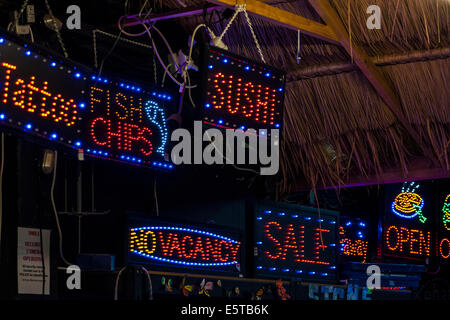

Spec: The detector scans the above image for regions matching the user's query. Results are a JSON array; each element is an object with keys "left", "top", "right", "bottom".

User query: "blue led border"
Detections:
[{"left": 85, "top": 149, "right": 174, "bottom": 169}]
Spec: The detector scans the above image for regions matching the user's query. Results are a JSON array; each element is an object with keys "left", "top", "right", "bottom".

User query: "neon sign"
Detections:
[
  {"left": 0, "top": 34, "right": 173, "bottom": 170},
  {"left": 442, "top": 194, "right": 450, "bottom": 231},
  {"left": 85, "top": 80, "right": 172, "bottom": 168},
  {"left": 253, "top": 202, "right": 338, "bottom": 281},
  {"left": 128, "top": 222, "right": 242, "bottom": 273},
  {"left": 0, "top": 38, "right": 84, "bottom": 145},
  {"left": 202, "top": 47, "right": 285, "bottom": 131},
  {"left": 391, "top": 182, "right": 426, "bottom": 223},
  {"left": 438, "top": 193, "right": 450, "bottom": 261},
  {"left": 339, "top": 219, "right": 369, "bottom": 263},
  {"left": 383, "top": 225, "right": 431, "bottom": 257}
]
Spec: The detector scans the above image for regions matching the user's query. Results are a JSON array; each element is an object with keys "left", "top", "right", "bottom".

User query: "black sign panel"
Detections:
[
  {"left": 84, "top": 76, "right": 173, "bottom": 168},
  {"left": 381, "top": 181, "right": 434, "bottom": 262},
  {"left": 202, "top": 46, "right": 285, "bottom": 131},
  {"left": 0, "top": 35, "right": 83, "bottom": 146}
]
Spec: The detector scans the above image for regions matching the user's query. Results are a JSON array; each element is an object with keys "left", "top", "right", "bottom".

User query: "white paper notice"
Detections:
[{"left": 17, "top": 227, "right": 51, "bottom": 295}]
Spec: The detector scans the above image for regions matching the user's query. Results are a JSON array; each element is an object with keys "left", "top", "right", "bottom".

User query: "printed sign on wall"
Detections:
[{"left": 17, "top": 227, "right": 51, "bottom": 295}]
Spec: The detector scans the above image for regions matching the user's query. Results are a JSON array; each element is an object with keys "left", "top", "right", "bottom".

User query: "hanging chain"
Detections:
[
  {"left": 217, "top": 4, "right": 266, "bottom": 63},
  {"left": 44, "top": 0, "right": 69, "bottom": 58},
  {"left": 93, "top": 30, "right": 98, "bottom": 68}
]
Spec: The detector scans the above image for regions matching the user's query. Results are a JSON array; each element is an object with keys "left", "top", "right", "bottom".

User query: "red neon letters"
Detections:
[
  {"left": 384, "top": 225, "right": 431, "bottom": 257},
  {"left": 208, "top": 72, "right": 281, "bottom": 125},
  {"left": 263, "top": 221, "right": 331, "bottom": 265},
  {"left": 88, "top": 86, "right": 154, "bottom": 157},
  {"left": 1, "top": 61, "right": 78, "bottom": 127},
  {"left": 90, "top": 117, "right": 153, "bottom": 156}
]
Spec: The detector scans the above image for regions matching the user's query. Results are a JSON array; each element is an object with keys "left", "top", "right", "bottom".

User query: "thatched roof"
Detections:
[{"left": 153, "top": 0, "right": 450, "bottom": 191}]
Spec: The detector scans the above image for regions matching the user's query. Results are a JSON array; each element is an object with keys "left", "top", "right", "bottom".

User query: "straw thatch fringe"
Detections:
[{"left": 155, "top": 1, "right": 449, "bottom": 191}]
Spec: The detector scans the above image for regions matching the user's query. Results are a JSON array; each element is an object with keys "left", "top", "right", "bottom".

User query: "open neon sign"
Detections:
[
  {"left": 203, "top": 47, "right": 285, "bottom": 131},
  {"left": 382, "top": 182, "right": 433, "bottom": 261},
  {"left": 253, "top": 203, "right": 338, "bottom": 281},
  {"left": 0, "top": 34, "right": 173, "bottom": 169},
  {"left": 128, "top": 224, "right": 241, "bottom": 272}
]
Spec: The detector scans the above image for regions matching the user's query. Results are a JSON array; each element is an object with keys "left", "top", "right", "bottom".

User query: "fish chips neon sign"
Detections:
[{"left": 129, "top": 226, "right": 241, "bottom": 267}]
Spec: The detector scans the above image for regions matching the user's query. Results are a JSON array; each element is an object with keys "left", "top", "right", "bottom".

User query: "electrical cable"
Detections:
[
  {"left": 114, "top": 265, "right": 127, "bottom": 300},
  {"left": 50, "top": 150, "right": 72, "bottom": 266},
  {"left": 141, "top": 266, "right": 153, "bottom": 300}
]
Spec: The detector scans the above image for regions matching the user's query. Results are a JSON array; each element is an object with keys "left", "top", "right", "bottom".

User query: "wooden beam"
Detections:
[
  {"left": 307, "top": 0, "right": 439, "bottom": 167},
  {"left": 287, "top": 47, "right": 450, "bottom": 81},
  {"left": 207, "top": 0, "right": 339, "bottom": 43}
]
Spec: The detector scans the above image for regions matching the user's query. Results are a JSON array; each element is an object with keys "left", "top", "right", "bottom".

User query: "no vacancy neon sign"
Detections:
[{"left": 0, "top": 34, "right": 173, "bottom": 169}]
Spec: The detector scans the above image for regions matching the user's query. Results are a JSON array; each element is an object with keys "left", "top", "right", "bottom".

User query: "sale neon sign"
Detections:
[
  {"left": 254, "top": 203, "right": 338, "bottom": 281},
  {"left": 129, "top": 226, "right": 241, "bottom": 267}
]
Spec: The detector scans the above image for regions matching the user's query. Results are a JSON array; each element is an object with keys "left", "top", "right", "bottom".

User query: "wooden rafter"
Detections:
[
  {"left": 122, "top": 5, "right": 222, "bottom": 27},
  {"left": 207, "top": 0, "right": 339, "bottom": 43}
]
